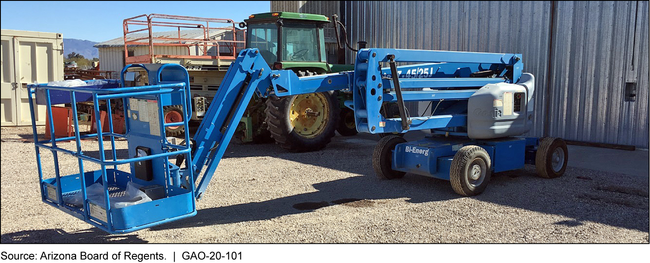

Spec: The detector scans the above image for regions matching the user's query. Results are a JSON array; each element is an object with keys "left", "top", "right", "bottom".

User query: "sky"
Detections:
[{"left": 0, "top": 1, "right": 270, "bottom": 42}]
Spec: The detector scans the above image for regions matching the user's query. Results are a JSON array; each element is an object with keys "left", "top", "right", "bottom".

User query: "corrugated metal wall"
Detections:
[
  {"left": 136, "top": 46, "right": 187, "bottom": 57},
  {"left": 272, "top": 1, "right": 649, "bottom": 148},
  {"left": 97, "top": 47, "right": 124, "bottom": 75},
  {"left": 340, "top": 1, "right": 553, "bottom": 138},
  {"left": 98, "top": 46, "right": 186, "bottom": 76},
  {"left": 549, "top": 1, "right": 648, "bottom": 148}
]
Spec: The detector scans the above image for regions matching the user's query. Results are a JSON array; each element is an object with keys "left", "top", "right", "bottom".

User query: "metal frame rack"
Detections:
[
  {"left": 27, "top": 72, "right": 196, "bottom": 233},
  {"left": 123, "top": 13, "right": 245, "bottom": 68}
]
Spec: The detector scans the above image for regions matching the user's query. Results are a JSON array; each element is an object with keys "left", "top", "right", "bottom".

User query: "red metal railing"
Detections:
[{"left": 123, "top": 13, "right": 245, "bottom": 66}]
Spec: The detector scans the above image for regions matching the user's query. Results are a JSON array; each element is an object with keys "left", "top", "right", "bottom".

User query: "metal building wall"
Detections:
[
  {"left": 548, "top": 1, "right": 648, "bottom": 148},
  {"left": 340, "top": 1, "right": 553, "bottom": 138},
  {"left": 97, "top": 47, "right": 124, "bottom": 74},
  {"left": 98, "top": 46, "right": 186, "bottom": 76},
  {"left": 273, "top": 1, "right": 649, "bottom": 148}
]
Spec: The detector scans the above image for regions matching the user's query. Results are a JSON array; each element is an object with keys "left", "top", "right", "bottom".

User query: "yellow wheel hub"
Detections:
[{"left": 290, "top": 93, "right": 329, "bottom": 138}]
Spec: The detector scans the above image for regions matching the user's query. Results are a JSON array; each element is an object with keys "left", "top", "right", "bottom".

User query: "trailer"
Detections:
[
  {"left": 119, "top": 12, "right": 357, "bottom": 152},
  {"left": 27, "top": 44, "right": 568, "bottom": 233}
]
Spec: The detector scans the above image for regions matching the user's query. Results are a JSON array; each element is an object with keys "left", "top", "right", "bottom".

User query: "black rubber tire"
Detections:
[
  {"left": 378, "top": 132, "right": 405, "bottom": 138},
  {"left": 535, "top": 137, "right": 568, "bottom": 178},
  {"left": 373, "top": 135, "right": 407, "bottom": 180},
  {"left": 449, "top": 145, "right": 492, "bottom": 196},
  {"left": 336, "top": 107, "right": 358, "bottom": 136},
  {"left": 163, "top": 105, "right": 185, "bottom": 137},
  {"left": 264, "top": 93, "right": 340, "bottom": 152}
]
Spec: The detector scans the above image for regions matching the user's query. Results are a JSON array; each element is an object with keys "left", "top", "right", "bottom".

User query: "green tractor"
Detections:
[{"left": 238, "top": 12, "right": 357, "bottom": 152}]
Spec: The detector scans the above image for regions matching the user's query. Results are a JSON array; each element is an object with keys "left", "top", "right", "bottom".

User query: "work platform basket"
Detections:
[{"left": 27, "top": 64, "right": 196, "bottom": 233}]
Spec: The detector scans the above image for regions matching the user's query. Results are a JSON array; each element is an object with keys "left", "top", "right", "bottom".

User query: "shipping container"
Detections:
[{"left": 1, "top": 29, "right": 64, "bottom": 126}]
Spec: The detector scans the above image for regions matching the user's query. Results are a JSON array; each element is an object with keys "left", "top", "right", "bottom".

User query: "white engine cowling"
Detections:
[{"left": 467, "top": 73, "right": 535, "bottom": 139}]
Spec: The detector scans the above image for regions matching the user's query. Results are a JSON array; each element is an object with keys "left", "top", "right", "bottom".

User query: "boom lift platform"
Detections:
[{"left": 28, "top": 47, "right": 568, "bottom": 233}]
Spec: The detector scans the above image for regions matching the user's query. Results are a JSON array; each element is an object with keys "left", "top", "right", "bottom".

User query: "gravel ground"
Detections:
[{"left": 1, "top": 126, "right": 648, "bottom": 243}]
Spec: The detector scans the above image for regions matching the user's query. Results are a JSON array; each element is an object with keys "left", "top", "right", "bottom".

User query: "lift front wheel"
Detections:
[
  {"left": 449, "top": 145, "right": 492, "bottom": 196},
  {"left": 373, "top": 135, "right": 407, "bottom": 180},
  {"left": 535, "top": 137, "right": 568, "bottom": 178}
]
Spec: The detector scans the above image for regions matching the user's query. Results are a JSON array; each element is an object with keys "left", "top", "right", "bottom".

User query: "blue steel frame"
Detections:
[
  {"left": 267, "top": 48, "right": 522, "bottom": 135},
  {"left": 352, "top": 49, "right": 522, "bottom": 134},
  {"left": 27, "top": 79, "right": 196, "bottom": 234},
  {"left": 121, "top": 63, "right": 193, "bottom": 120},
  {"left": 26, "top": 47, "right": 530, "bottom": 232},
  {"left": 189, "top": 49, "right": 273, "bottom": 198},
  {"left": 184, "top": 48, "right": 525, "bottom": 199},
  {"left": 391, "top": 137, "right": 538, "bottom": 180}
]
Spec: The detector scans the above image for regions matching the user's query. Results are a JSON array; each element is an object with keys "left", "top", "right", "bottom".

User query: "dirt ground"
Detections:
[{"left": 1, "top": 126, "right": 648, "bottom": 244}]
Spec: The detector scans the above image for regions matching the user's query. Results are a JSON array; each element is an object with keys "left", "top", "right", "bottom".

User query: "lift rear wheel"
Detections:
[
  {"left": 265, "top": 92, "right": 340, "bottom": 152},
  {"left": 373, "top": 135, "right": 407, "bottom": 180},
  {"left": 336, "top": 107, "right": 358, "bottom": 136},
  {"left": 163, "top": 105, "right": 185, "bottom": 137},
  {"left": 449, "top": 145, "right": 492, "bottom": 196},
  {"left": 535, "top": 137, "right": 568, "bottom": 178}
]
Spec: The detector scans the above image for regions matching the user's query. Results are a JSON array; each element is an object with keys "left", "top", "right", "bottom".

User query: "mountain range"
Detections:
[{"left": 63, "top": 38, "right": 99, "bottom": 59}]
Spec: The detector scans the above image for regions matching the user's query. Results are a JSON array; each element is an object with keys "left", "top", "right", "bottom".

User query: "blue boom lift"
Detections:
[{"left": 28, "top": 47, "right": 568, "bottom": 233}]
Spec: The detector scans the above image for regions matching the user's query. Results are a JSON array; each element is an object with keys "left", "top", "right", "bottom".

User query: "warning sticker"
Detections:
[
  {"left": 503, "top": 92, "right": 513, "bottom": 116},
  {"left": 89, "top": 202, "right": 107, "bottom": 223},
  {"left": 129, "top": 98, "right": 139, "bottom": 111},
  {"left": 148, "top": 100, "right": 160, "bottom": 136},
  {"left": 46, "top": 185, "right": 58, "bottom": 202},
  {"left": 139, "top": 100, "right": 149, "bottom": 122}
]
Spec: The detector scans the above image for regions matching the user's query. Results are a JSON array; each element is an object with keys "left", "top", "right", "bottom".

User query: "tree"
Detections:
[
  {"left": 64, "top": 52, "right": 92, "bottom": 69},
  {"left": 67, "top": 52, "right": 85, "bottom": 60}
]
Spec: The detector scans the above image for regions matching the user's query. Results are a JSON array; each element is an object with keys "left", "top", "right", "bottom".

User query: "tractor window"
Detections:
[
  {"left": 282, "top": 25, "right": 321, "bottom": 62},
  {"left": 247, "top": 23, "right": 278, "bottom": 63}
]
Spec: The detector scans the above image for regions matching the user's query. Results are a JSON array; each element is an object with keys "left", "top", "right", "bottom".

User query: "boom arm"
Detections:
[
  {"left": 189, "top": 49, "right": 271, "bottom": 198},
  {"left": 189, "top": 49, "right": 353, "bottom": 198},
  {"left": 188, "top": 48, "right": 525, "bottom": 199}
]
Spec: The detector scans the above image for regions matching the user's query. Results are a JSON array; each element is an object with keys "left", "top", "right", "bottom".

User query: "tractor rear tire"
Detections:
[
  {"left": 535, "top": 137, "right": 568, "bottom": 178},
  {"left": 373, "top": 135, "right": 407, "bottom": 180},
  {"left": 265, "top": 92, "right": 340, "bottom": 152},
  {"left": 163, "top": 105, "right": 185, "bottom": 137},
  {"left": 449, "top": 145, "right": 492, "bottom": 196},
  {"left": 337, "top": 107, "right": 358, "bottom": 136}
]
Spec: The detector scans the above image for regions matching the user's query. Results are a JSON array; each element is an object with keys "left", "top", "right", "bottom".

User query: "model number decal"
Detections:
[{"left": 384, "top": 67, "right": 438, "bottom": 78}]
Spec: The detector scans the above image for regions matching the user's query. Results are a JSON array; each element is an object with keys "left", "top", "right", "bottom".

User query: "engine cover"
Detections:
[{"left": 467, "top": 73, "right": 535, "bottom": 139}]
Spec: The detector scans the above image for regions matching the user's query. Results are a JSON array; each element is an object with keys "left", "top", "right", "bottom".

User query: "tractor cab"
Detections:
[{"left": 243, "top": 12, "right": 330, "bottom": 74}]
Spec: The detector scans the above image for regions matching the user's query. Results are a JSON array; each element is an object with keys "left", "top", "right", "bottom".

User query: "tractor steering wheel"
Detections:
[{"left": 291, "top": 49, "right": 309, "bottom": 60}]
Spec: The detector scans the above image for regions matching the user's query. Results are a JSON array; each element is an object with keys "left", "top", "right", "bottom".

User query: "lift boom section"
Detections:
[{"left": 188, "top": 48, "right": 526, "bottom": 199}]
